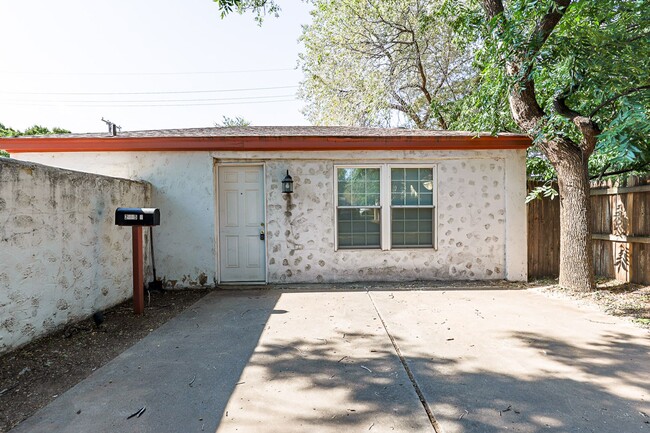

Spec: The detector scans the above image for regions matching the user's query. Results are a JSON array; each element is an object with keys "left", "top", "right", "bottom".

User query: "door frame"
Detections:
[{"left": 213, "top": 161, "right": 268, "bottom": 284}]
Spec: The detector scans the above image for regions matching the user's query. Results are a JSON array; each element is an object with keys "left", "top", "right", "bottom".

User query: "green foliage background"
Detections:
[
  {"left": 0, "top": 123, "right": 71, "bottom": 157},
  {"left": 445, "top": 0, "right": 649, "bottom": 183}
]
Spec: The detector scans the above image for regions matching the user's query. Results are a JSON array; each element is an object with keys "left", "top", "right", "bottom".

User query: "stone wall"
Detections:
[
  {"left": 15, "top": 148, "right": 527, "bottom": 285},
  {"left": 264, "top": 156, "right": 512, "bottom": 283},
  {"left": 0, "top": 158, "right": 151, "bottom": 354}
]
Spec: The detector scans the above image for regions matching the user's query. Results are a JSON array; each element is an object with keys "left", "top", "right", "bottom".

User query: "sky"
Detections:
[{"left": 0, "top": 0, "right": 313, "bottom": 133}]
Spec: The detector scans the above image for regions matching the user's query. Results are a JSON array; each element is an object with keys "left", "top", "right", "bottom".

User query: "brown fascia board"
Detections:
[{"left": 0, "top": 134, "right": 531, "bottom": 153}]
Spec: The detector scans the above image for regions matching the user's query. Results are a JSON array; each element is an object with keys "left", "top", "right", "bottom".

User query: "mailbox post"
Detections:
[{"left": 115, "top": 208, "right": 160, "bottom": 314}]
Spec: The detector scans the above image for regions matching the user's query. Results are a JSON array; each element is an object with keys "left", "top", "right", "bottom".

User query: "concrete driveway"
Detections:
[{"left": 10, "top": 286, "right": 650, "bottom": 433}]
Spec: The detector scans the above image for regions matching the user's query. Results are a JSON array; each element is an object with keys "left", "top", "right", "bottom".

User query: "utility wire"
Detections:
[
  {"left": 0, "top": 67, "right": 295, "bottom": 76},
  {"left": 1, "top": 98, "right": 298, "bottom": 108},
  {"left": 0, "top": 85, "right": 299, "bottom": 96},
  {"left": 3, "top": 94, "right": 297, "bottom": 104}
]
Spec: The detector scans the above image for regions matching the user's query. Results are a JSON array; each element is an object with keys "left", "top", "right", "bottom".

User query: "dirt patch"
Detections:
[
  {"left": 531, "top": 278, "right": 650, "bottom": 328},
  {"left": 0, "top": 289, "right": 210, "bottom": 433}
]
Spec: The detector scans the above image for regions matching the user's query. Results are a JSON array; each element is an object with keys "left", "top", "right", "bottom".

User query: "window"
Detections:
[
  {"left": 390, "top": 167, "right": 434, "bottom": 248},
  {"left": 337, "top": 167, "right": 381, "bottom": 248},
  {"left": 335, "top": 165, "right": 436, "bottom": 250}
]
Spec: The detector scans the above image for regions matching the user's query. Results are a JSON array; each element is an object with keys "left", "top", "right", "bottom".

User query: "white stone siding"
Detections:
[
  {"left": 16, "top": 148, "right": 527, "bottom": 286},
  {"left": 263, "top": 157, "right": 507, "bottom": 283},
  {"left": 0, "top": 158, "right": 151, "bottom": 354}
]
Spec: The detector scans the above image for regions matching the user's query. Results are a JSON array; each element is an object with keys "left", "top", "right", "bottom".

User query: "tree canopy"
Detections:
[
  {"left": 299, "top": 0, "right": 473, "bottom": 129},
  {"left": 214, "top": 116, "right": 252, "bottom": 127},
  {"left": 449, "top": 0, "right": 649, "bottom": 187},
  {"left": 0, "top": 123, "right": 71, "bottom": 157},
  {"left": 0, "top": 123, "right": 71, "bottom": 137},
  {"left": 218, "top": 0, "right": 648, "bottom": 183}
]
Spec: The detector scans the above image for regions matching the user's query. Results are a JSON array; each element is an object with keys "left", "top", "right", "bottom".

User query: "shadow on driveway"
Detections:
[{"left": 9, "top": 288, "right": 650, "bottom": 433}]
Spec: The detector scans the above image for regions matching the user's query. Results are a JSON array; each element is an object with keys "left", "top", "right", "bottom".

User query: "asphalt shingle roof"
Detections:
[{"left": 11, "top": 126, "right": 525, "bottom": 140}]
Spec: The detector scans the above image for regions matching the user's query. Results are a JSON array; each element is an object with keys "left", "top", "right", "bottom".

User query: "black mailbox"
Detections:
[{"left": 115, "top": 208, "right": 160, "bottom": 226}]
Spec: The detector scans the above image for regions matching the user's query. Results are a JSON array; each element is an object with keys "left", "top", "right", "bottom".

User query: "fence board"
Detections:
[
  {"left": 527, "top": 182, "right": 560, "bottom": 278},
  {"left": 528, "top": 175, "right": 650, "bottom": 283}
]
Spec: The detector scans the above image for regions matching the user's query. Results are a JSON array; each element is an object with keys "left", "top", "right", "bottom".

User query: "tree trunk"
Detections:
[
  {"left": 554, "top": 144, "right": 595, "bottom": 291},
  {"left": 482, "top": 0, "right": 597, "bottom": 291}
]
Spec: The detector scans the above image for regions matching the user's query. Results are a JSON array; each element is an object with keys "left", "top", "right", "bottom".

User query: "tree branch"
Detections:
[
  {"left": 482, "top": 0, "right": 504, "bottom": 20},
  {"left": 553, "top": 96, "right": 601, "bottom": 154},
  {"left": 391, "top": 91, "right": 425, "bottom": 128},
  {"left": 517, "top": 0, "right": 571, "bottom": 80},
  {"left": 531, "top": 0, "right": 571, "bottom": 51},
  {"left": 589, "top": 162, "right": 650, "bottom": 180},
  {"left": 589, "top": 84, "right": 650, "bottom": 118}
]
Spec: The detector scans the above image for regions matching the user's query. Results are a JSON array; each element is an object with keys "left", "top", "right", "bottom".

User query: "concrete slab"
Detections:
[
  {"left": 215, "top": 290, "right": 432, "bottom": 432},
  {"left": 10, "top": 287, "right": 650, "bottom": 433},
  {"left": 371, "top": 289, "right": 650, "bottom": 433},
  {"left": 10, "top": 290, "right": 432, "bottom": 433},
  {"left": 10, "top": 290, "right": 280, "bottom": 433}
]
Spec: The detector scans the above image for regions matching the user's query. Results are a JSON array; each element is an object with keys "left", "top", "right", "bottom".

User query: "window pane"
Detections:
[
  {"left": 337, "top": 168, "right": 380, "bottom": 207},
  {"left": 337, "top": 208, "right": 381, "bottom": 248},
  {"left": 367, "top": 233, "right": 380, "bottom": 245},
  {"left": 419, "top": 232, "right": 433, "bottom": 245},
  {"left": 419, "top": 192, "right": 433, "bottom": 206},
  {"left": 405, "top": 168, "right": 419, "bottom": 181},
  {"left": 419, "top": 208, "right": 433, "bottom": 221},
  {"left": 391, "top": 207, "right": 434, "bottom": 248},
  {"left": 338, "top": 234, "right": 353, "bottom": 247},
  {"left": 391, "top": 168, "right": 405, "bottom": 205},
  {"left": 405, "top": 168, "right": 419, "bottom": 205},
  {"left": 391, "top": 167, "right": 434, "bottom": 206}
]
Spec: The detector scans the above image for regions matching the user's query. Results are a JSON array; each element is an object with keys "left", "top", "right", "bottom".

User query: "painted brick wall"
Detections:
[{"left": 0, "top": 158, "right": 151, "bottom": 354}]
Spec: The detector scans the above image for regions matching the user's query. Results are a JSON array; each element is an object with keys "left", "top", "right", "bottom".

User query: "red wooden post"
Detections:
[{"left": 132, "top": 226, "right": 144, "bottom": 315}]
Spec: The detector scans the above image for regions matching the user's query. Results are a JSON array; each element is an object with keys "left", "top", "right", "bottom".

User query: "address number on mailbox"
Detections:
[{"left": 115, "top": 208, "right": 160, "bottom": 226}]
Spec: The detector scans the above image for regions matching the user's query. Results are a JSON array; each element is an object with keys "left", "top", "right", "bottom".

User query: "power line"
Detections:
[
  {"left": 0, "top": 85, "right": 299, "bottom": 96},
  {"left": 0, "top": 67, "right": 296, "bottom": 76},
  {"left": 1, "top": 97, "right": 298, "bottom": 108},
  {"left": 3, "top": 93, "right": 297, "bottom": 104}
]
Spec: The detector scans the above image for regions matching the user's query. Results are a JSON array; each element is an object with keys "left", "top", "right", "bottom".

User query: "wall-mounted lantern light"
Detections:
[{"left": 282, "top": 170, "right": 294, "bottom": 194}]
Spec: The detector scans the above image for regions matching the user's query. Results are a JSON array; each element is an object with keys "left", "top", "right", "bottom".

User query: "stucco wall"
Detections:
[
  {"left": 0, "top": 158, "right": 151, "bottom": 354},
  {"left": 17, "top": 148, "right": 527, "bottom": 285},
  {"left": 16, "top": 152, "right": 217, "bottom": 288}
]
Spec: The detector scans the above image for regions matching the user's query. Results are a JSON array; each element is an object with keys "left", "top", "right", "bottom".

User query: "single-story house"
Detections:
[{"left": 2, "top": 126, "right": 530, "bottom": 286}]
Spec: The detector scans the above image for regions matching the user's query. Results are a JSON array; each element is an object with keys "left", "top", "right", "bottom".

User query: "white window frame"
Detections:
[
  {"left": 334, "top": 163, "right": 438, "bottom": 251},
  {"left": 388, "top": 164, "right": 437, "bottom": 250},
  {"left": 334, "top": 164, "right": 383, "bottom": 250}
]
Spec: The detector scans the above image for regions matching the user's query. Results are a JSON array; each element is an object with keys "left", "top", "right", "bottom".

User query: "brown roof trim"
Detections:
[{"left": 1, "top": 134, "right": 531, "bottom": 153}]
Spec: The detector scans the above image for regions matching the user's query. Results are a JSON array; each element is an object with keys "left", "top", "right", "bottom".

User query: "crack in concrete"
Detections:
[{"left": 366, "top": 290, "right": 445, "bottom": 433}]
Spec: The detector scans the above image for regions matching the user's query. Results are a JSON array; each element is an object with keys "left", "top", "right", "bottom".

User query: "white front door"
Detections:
[{"left": 218, "top": 165, "right": 266, "bottom": 282}]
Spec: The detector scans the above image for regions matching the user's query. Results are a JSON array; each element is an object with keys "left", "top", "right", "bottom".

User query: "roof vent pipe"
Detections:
[{"left": 101, "top": 117, "right": 121, "bottom": 136}]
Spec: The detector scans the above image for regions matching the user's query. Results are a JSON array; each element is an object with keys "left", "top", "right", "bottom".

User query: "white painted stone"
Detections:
[
  {"left": 17, "top": 147, "right": 528, "bottom": 285},
  {"left": 505, "top": 149, "right": 528, "bottom": 281},
  {"left": 0, "top": 159, "right": 151, "bottom": 354}
]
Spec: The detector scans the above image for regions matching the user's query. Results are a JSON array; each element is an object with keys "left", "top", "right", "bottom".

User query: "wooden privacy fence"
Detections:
[{"left": 527, "top": 176, "right": 650, "bottom": 284}]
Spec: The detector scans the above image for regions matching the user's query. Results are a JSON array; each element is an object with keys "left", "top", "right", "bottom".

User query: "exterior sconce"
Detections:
[{"left": 282, "top": 170, "right": 294, "bottom": 194}]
